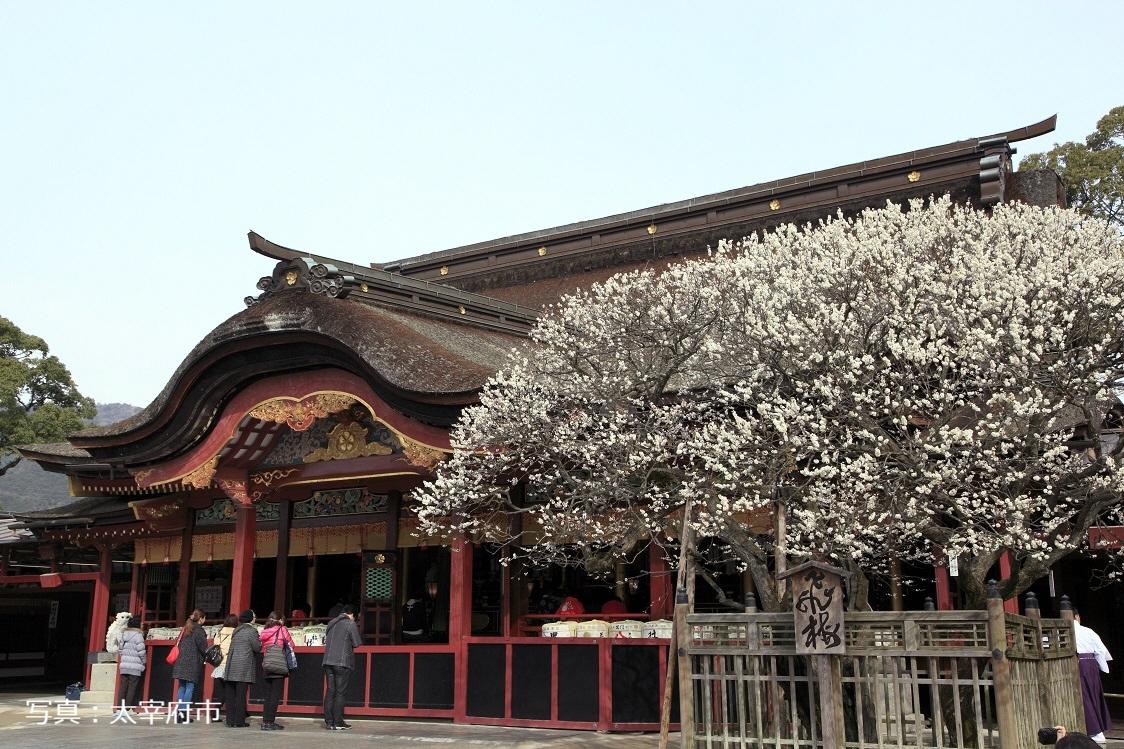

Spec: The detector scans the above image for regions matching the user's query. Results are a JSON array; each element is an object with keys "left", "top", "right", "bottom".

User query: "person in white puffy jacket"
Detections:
[{"left": 116, "top": 616, "right": 146, "bottom": 715}]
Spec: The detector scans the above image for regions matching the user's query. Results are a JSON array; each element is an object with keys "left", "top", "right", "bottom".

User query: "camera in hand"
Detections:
[{"left": 1038, "top": 727, "right": 1059, "bottom": 745}]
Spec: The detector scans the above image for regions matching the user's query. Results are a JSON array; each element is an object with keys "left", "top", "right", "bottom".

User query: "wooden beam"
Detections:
[
  {"left": 128, "top": 557, "right": 141, "bottom": 616},
  {"left": 229, "top": 504, "right": 256, "bottom": 614},
  {"left": 450, "top": 535, "right": 473, "bottom": 723},
  {"left": 649, "top": 543, "right": 673, "bottom": 620},
  {"left": 85, "top": 546, "right": 112, "bottom": 687},
  {"left": 998, "top": 551, "right": 1018, "bottom": 614},
  {"left": 273, "top": 500, "right": 292, "bottom": 616},
  {"left": 175, "top": 517, "right": 194, "bottom": 622}
]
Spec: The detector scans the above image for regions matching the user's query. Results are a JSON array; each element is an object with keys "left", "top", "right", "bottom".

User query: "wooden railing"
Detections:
[{"left": 685, "top": 600, "right": 1081, "bottom": 749}]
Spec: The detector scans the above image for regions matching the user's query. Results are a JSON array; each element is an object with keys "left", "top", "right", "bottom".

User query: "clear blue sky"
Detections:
[{"left": 2, "top": 2, "right": 1121, "bottom": 407}]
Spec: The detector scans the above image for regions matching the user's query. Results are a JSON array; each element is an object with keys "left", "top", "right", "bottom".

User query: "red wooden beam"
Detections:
[
  {"left": 128, "top": 561, "right": 141, "bottom": 616},
  {"left": 85, "top": 546, "right": 112, "bottom": 687},
  {"left": 933, "top": 548, "right": 953, "bottom": 611},
  {"left": 229, "top": 504, "right": 256, "bottom": 614},
  {"left": 273, "top": 500, "right": 293, "bottom": 616},
  {"left": 450, "top": 535, "right": 473, "bottom": 723},
  {"left": 649, "top": 544, "right": 673, "bottom": 620},
  {"left": 998, "top": 551, "right": 1018, "bottom": 614},
  {"left": 175, "top": 520, "right": 194, "bottom": 622}
]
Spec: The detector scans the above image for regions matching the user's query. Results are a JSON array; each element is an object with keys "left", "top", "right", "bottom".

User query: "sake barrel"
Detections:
[
  {"left": 609, "top": 619, "right": 644, "bottom": 638},
  {"left": 541, "top": 620, "right": 578, "bottom": 638},
  {"left": 574, "top": 619, "right": 610, "bottom": 638}
]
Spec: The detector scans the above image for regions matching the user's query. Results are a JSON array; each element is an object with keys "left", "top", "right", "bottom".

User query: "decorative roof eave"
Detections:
[
  {"left": 383, "top": 115, "right": 1057, "bottom": 283},
  {"left": 248, "top": 233, "right": 539, "bottom": 336},
  {"left": 127, "top": 368, "right": 450, "bottom": 492}
]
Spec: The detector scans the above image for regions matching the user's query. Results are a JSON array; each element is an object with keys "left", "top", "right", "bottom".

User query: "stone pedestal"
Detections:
[{"left": 81, "top": 659, "right": 117, "bottom": 706}]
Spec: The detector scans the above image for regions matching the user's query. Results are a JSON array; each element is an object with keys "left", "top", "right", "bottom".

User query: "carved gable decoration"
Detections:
[
  {"left": 196, "top": 498, "right": 281, "bottom": 525},
  {"left": 248, "top": 393, "right": 357, "bottom": 432},
  {"left": 304, "top": 421, "right": 394, "bottom": 463},
  {"left": 246, "top": 256, "right": 359, "bottom": 306},
  {"left": 293, "top": 487, "right": 388, "bottom": 518}
]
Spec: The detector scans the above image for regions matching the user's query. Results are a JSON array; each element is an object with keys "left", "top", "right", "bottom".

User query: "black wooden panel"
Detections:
[
  {"left": 511, "top": 644, "right": 551, "bottom": 720},
  {"left": 556, "top": 644, "right": 598, "bottom": 723},
  {"left": 147, "top": 645, "right": 174, "bottom": 704},
  {"left": 347, "top": 655, "right": 368, "bottom": 706},
  {"left": 285, "top": 652, "right": 325, "bottom": 705},
  {"left": 412, "top": 652, "right": 454, "bottom": 709},
  {"left": 611, "top": 644, "right": 659, "bottom": 724},
  {"left": 370, "top": 652, "right": 410, "bottom": 708},
  {"left": 465, "top": 644, "right": 505, "bottom": 718}
]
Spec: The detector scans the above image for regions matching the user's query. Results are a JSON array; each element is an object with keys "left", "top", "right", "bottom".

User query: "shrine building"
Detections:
[{"left": 0, "top": 116, "right": 1067, "bottom": 729}]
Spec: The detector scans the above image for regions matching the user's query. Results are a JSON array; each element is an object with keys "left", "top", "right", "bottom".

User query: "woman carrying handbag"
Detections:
[
  {"left": 259, "top": 611, "right": 296, "bottom": 731},
  {"left": 170, "top": 609, "right": 208, "bottom": 723},
  {"left": 208, "top": 614, "right": 238, "bottom": 722}
]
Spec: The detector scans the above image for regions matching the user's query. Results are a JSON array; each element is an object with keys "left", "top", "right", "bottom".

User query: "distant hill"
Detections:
[
  {"left": 91, "top": 402, "right": 141, "bottom": 427},
  {"left": 0, "top": 402, "right": 142, "bottom": 513}
]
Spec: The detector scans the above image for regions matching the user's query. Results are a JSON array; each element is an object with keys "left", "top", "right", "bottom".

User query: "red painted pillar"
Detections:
[
  {"left": 128, "top": 553, "right": 142, "bottom": 615},
  {"left": 649, "top": 543, "right": 673, "bottom": 620},
  {"left": 998, "top": 550, "right": 1018, "bottom": 614},
  {"left": 229, "top": 504, "right": 256, "bottom": 614},
  {"left": 933, "top": 548, "right": 953, "bottom": 611},
  {"left": 86, "top": 546, "right": 112, "bottom": 687},
  {"left": 175, "top": 519, "right": 194, "bottom": 622},
  {"left": 450, "top": 535, "right": 473, "bottom": 723}
]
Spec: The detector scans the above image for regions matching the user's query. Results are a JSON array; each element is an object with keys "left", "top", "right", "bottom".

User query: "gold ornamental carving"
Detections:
[
  {"left": 132, "top": 468, "right": 153, "bottom": 487},
  {"left": 217, "top": 478, "right": 262, "bottom": 506},
  {"left": 304, "top": 422, "right": 394, "bottom": 463},
  {"left": 182, "top": 455, "right": 219, "bottom": 490},
  {"left": 251, "top": 468, "right": 300, "bottom": 487},
  {"left": 285, "top": 270, "right": 299, "bottom": 286},
  {"left": 401, "top": 437, "right": 447, "bottom": 469},
  {"left": 248, "top": 393, "right": 359, "bottom": 432},
  {"left": 907, "top": 170, "right": 921, "bottom": 183}
]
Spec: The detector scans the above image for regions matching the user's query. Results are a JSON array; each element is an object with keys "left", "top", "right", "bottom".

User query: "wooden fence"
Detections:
[{"left": 684, "top": 594, "right": 1082, "bottom": 749}]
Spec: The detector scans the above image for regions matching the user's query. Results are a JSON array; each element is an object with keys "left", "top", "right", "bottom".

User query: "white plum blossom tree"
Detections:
[{"left": 415, "top": 197, "right": 1124, "bottom": 610}]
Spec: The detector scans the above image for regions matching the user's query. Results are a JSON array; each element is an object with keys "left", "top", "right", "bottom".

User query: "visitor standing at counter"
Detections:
[
  {"left": 322, "top": 605, "right": 361, "bottom": 731},
  {"left": 210, "top": 614, "right": 238, "bottom": 722},
  {"left": 260, "top": 612, "right": 295, "bottom": 731},
  {"left": 171, "top": 609, "right": 207, "bottom": 723},
  {"left": 224, "top": 610, "right": 261, "bottom": 728}
]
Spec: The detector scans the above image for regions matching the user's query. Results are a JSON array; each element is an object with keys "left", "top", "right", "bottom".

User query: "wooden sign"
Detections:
[{"left": 780, "top": 560, "right": 847, "bottom": 655}]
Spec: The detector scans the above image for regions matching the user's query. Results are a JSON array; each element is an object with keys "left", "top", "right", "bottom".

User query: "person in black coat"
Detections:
[
  {"left": 223, "top": 610, "right": 261, "bottom": 728},
  {"left": 171, "top": 609, "right": 208, "bottom": 723},
  {"left": 322, "top": 605, "right": 361, "bottom": 730}
]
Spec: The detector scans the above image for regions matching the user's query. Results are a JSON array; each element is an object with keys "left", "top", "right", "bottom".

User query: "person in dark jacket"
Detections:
[
  {"left": 321, "top": 605, "right": 361, "bottom": 730},
  {"left": 115, "top": 616, "right": 146, "bottom": 715},
  {"left": 171, "top": 609, "right": 208, "bottom": 723},
  {"left": 223, "top": 610, "right": 261, "bottom": 728}
]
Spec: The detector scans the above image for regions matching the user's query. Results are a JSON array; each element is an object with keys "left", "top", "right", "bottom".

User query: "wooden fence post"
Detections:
[
  {"left": 986, "top": 580, "right": 1018, "bottom": 749},
  {"left": 1058, "top": 595, "right": 1087, "bottom": 734},
  {"left": 675, "top": 586, "right": 695, "bottom": 749},
  {"left": 1025, "top": 592, "right": 1056, "bottom": 726}
]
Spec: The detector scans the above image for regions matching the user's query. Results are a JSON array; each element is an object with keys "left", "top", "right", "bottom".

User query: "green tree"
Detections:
[
  {"left": 0, "top": 317, "right": 95, "bottom": 476},
  {"left": 1021, "top": 106, "right": 1123, "bottom": 226}
]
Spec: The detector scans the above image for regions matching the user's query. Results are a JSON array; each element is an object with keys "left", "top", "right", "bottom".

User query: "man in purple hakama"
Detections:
[{"left": 1075, "top": 612, "right": 1113, "bottom": 744}]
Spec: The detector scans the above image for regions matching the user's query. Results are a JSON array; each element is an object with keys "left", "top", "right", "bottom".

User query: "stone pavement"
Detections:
[{"left": 0, "top": 693, "right": 666, "bottom": 748}]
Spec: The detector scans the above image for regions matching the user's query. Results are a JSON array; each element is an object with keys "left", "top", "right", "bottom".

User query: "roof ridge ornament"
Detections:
[{"left": 245, "top": 256, "right": 358, "bottom": 306}]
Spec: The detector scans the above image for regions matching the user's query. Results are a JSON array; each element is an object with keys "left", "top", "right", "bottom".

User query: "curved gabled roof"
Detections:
[{"left": 49, "top": 292, "right": 525, "bottom": 458}]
